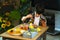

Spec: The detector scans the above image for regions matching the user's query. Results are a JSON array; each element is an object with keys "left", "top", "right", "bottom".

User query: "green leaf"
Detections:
[
  {"left": 0, "top": 27, "right": 2, "bottom": 30},
  {"left": 9, "top": 10, "right": 21, "bottom": 20},
  {"left": 20, "top": 0, "right": 27, "bottom": 3}
]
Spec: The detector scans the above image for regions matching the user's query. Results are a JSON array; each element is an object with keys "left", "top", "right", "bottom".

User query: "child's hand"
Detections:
[
  {"left": 41, "top": 20, "right": 46, "bottom": 27},
  {"left": 33, "top": 24, "right": 38, "bottom": 28},
  {"left": 21, "top": 16, "right": 26, "bottom": 21}
]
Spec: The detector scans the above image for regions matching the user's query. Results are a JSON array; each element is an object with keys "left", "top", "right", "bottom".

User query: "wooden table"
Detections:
[{"left": 0, "top": 26, "right": 48, "bottom": 40}]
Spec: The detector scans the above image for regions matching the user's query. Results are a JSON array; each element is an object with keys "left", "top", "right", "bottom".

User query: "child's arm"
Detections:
[
  {"left": 21, "top": 14, "right": 33, "bottom": 21},
  {"left": 40, "top": 14, "right": 47, "bottom": 27},
  {"left": 41, "top": 19, "right": 47, "bottom": 27}
]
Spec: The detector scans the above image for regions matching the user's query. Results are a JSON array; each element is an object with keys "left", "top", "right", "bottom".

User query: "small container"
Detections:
[{"left": 23, "top": 31, "right": 38, "bottom": 38}]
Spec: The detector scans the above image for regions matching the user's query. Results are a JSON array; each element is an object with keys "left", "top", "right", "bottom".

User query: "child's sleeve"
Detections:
[{"left": 41, "top": 14, "right": 47, "bottom": 23}]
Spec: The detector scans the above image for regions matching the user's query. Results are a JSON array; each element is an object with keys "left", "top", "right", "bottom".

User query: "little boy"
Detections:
[{"left": 21, "top": 8, "right": 47, "bottom": 27}]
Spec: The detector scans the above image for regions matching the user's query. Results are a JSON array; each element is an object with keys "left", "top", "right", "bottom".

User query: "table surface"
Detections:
[{"left": 0, "top": 26, "right": 48, "bottom": 40}]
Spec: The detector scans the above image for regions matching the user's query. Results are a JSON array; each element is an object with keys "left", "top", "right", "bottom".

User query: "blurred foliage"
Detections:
[
  {"left": 0, "top": 0, "right": 31, "bottom": 33},
  {"left": 0, "top": 16, "right": 14, "bottom": 34},
  {"left": 9, "top": 10, "right": 21, "bottom": 20},
  {"left": 20, "top": 0, "right": 27, "bottom": 3}
]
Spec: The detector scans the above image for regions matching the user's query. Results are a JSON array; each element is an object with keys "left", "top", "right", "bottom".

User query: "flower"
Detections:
[
  {"left": 0, "top": 17, "right": 2, "bottom": 22},
  {"left": 5, "top": 21, "right": 11, "bottom": 27},
  {"left": 1, "top": 24, "right": 6, "bottom": 28},
  {"left": 5, "top": 12, "right": 10, "bottom": 16},
  {"left": 2, "top": 20, "right": 6, "bottom": 23},
  {"left": 0, "top": 16, "right": 13, "bottom": 33},
  {"left": 5, "top": 17, "right": 8, "bottom": 20}
]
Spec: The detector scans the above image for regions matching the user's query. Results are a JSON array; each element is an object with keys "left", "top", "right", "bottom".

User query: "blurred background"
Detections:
[{"left": 0, "top": 0, "right": 60, "bottom": 40}]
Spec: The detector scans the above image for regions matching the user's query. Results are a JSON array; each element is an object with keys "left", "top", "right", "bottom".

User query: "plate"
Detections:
[
  {"left": 8, "top": 32, "right": 21, "bottom": 36},
  {"left": 7, "top": 29, "right": 22, "bottom": 36}
]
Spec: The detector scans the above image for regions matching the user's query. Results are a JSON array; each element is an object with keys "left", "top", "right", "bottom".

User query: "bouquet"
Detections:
[{"left": 0, "top": 16, "right": 14, "bottom": 33}]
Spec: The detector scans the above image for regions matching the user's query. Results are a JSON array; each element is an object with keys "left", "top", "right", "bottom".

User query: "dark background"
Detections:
[{"left": 31, "top": 0, "right": 60, "bottom": 11}]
